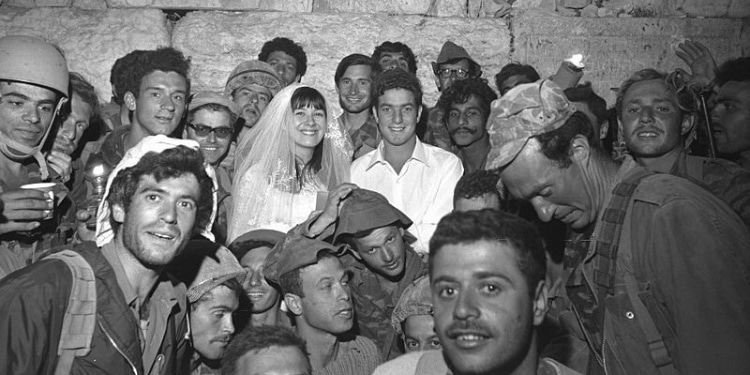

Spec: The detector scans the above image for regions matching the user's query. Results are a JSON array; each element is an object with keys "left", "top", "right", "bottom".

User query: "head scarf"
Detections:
[{"left": 95, "top": 135, "right": 218, "bottom": 246}]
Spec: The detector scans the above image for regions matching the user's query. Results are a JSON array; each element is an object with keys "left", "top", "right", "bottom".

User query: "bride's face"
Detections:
[{"left": 291, "top": 105, "right": 326, "bottom": 152}]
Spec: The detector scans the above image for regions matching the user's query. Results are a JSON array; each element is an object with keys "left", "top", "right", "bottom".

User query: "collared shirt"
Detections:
[
  {"left": 565, "top": 156, "right": 750, "bottom": 375},
  {"left": 668, "top": 149, "right": 750, "bottom": 231},
  {"left": 101, "top": 240, "right": 182, "bottom": 374},
  {"left": 342, "top": 245, "right": 428, "bottom": 360},
  {"left": 350, "top": 139, "right": 463, "bottom": 254},
  {"left": 337, "top": 112, "right": 381, "bottom": 160}
]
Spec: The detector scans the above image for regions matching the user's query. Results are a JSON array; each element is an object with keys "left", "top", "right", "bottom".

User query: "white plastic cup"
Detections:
[{"left": 20, "top": 182, "right": 56, "bottom": 220}]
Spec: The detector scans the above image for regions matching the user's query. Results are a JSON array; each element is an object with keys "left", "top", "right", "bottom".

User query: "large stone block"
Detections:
[
  {"left": 314, "top": 0, "right": 465, "bottom": 17},
  {"left": 0, "top": 7, "right": 170, "bottom": 102},
  {"left": 105, "top": 0, "right": 313, "bottom": 12},
  {"left": 513, "top": 9, "right": 743, "bottom": 106},
  {"left": 35, "top": 0, "right": 72, "bottom": 6},
  {"left": 172, "top": 11, "right": 511, "bottom": 110},
  {"left": 677, "top": 0, "right": 750, "bottom": 18}
]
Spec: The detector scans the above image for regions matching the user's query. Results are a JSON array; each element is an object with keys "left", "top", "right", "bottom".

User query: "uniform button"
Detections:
[{"left": 625, "top": 311, "right": 635, "bottom": 319}]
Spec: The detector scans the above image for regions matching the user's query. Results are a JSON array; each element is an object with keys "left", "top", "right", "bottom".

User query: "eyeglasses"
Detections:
[
  {"left": 187, "top": 124, "right": 234, "bottom": 139},
  {"left": 437, "top": 68, "right": 469, "bottom": 79}
]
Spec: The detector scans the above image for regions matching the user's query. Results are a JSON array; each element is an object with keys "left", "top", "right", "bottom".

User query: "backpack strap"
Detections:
[
  {"left": 622, "top": 273, "right": 677, "bottom": 375},
  {"left": 46, "top": 249, "right": 97, "bottom": 375},
  {"left": 593, "top": 168, "right": 653, "bottom": 294},
  {"left": 592, "top": 169, "right": 678, "bottom": 375}
]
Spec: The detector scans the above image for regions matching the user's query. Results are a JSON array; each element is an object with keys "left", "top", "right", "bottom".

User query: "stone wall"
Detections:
[{"left": 0, "top": 2, "right": 746, "bottom": 109}]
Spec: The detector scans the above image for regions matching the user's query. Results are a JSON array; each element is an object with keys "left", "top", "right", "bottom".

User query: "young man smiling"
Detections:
[
  {"left": 374, "top": 209, "right": 579, "bottom": 375},
  {"left": 350, "top": 68, "right": 463, "bottom": 254},
  {"left": 0, "top": 136, "right": 216, "bottom": 374}
]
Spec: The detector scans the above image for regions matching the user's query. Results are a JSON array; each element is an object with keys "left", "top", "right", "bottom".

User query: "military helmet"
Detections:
[{"left": 0, "top": 35, "right": 69, "bottom": 96}]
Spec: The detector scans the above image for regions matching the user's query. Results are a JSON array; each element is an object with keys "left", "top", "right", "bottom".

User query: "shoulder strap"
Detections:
[
  {"left": 622, "top": 273, "right": 677, "bottom": 375},
  {"left": 593, "top": 168, "right": 653, "bottom": 293},
  {"left": 46, "top": 249, "right": 97, "bottom": 375},
  {"left": 592, "top": 170, "right": 678, "bottom": 375}
]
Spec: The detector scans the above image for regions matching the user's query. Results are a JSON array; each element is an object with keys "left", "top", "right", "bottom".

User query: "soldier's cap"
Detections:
[
  {"left": 332, "top": 189, "right": 413, "bottom": 244},
  {"left": 263, "top": 233, "right": 345, "bottom": 285},
  {"left": 391, "top": 275, "right": 432, "bottom": 335},
  {"left": 485, "top": 79, "right": 576, "bottom": 170},
  {"left": 228, "top": 229, "right": 285, "bottom": 261},
  {"left": 431, "top": 41, "right": 480, "bottom": 74},
  {"left": 171, "top": 237, "right": 247, "bottom": 303},
  {"left": 224, "top": 60, "right": 284, "bottom": 98},
  {"left": 188, "top": 91, "right": 240, "bottom": 116}
]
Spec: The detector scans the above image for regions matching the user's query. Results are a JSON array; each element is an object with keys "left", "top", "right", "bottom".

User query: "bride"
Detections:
[{"left": 227, "top": 84, "right": 352, "bottom": 243}]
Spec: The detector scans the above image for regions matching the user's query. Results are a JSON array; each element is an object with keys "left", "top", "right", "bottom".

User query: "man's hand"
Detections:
[
  {"left": 675, "top": 40, "right": 717, "bottom": 89},
  {"left": 309, "top": 183, "right": 358, "bottom": 237},
  {"left": 0, "top": 189, "right": 55, "bottom": 235},
  {"left": 46, "top": 150, "right": 72, "bottom": 183},
  {"left": 75, "top": 209, "right": 96, "bottom": 242}
]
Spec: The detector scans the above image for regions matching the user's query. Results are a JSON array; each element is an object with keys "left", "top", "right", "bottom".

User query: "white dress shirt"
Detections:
[{"left": 350, "top": 138, "right": 463, "bottom": 254}]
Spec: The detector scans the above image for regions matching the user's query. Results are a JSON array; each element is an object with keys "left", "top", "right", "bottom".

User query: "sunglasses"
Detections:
[
  {"left": 437, "top": 68, "right": 469, "bottom": 79},
  {"left": 187, "top": 123, "right": 234, "bottom": 139}
]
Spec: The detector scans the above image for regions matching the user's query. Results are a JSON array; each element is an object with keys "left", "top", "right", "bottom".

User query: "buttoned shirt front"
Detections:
[{"left": 350, "top": 139, "right": 463, "bottom": 254}]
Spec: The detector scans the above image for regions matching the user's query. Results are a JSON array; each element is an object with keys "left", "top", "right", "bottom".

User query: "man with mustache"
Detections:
[
  {"left": 335, "top": 54, "right": 379, "bottom": 160},
  {"left": 259, "top": 37, "right": 307, "bottom": 87},
  {"left": 0, "top": 137, "right": 217, "bottom": 374},
  {"left": 426, "top": 41, "right": 483, "bottom": 152},
  {"left": 264, "top": 233, "right": 381, "bottom": 375},
  {"left": 170, "top": 238, "right": 245, "bottom": 374},
  {"left": 221, "top": 60, "right": 283, "bottom": 181},
  {"left": 374, "top": 209, "right": 580, "bottom": 375},
  {"left": 617, "top": 68, "right": 750, "bottom": 229},
  {"left": 487, "top": 79, "right": 750, "bottom": 374},
  {"left": 437, "top": 78, "right": 497, "bottom": 174}
]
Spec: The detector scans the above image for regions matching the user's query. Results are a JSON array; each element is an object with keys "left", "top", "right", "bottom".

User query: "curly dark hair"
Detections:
[
  {"left": 107, "top": 145, "right": 214, "bottom": 236},
  {"left": 121, "top": 47, "right": 191, "bottom": 100},
  {"left": 495, "top": 63, "right": 540, "bottom": 95},
  {"left": 436, "top": 77, "right": 497, "bottom": 126},
  {"left": 453, "top": 170, "right": 503, "bottom": 202},
  {"left": 221, "top": 325, "right": 310, "bottom": 375},
  {"left": 615, "top": 68, "right": 698, "bottom": 120},
  {"left": 334, "top": 53, "right": 375, "bottom": 85},
  {"left": 110, "top": 50, "right": 147, "bottom": 105},
  {"left": 371, "top": 68, "right": 423, "bottom": 109},
  {"left": 372, "top": 41, "right": 418, "bottom": 75},
  {"left": 535, "top": 111, "right": 599, "bottom": 168},
  {"left": 258, "top": 37, "right": 308, "bottom": 79},
  {"left": 715, "top": 57, "right": 750, "bottom": 86},
  {"left": 429, "top": 209, "right": 546, "bottom": 295}
]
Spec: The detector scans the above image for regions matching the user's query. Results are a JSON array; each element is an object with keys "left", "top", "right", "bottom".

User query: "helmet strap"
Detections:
[{"left": 0, "top": 97, "right": 68, "bottom": 180}]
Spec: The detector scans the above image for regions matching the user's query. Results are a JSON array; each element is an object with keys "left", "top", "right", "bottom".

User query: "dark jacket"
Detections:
[{"left": 0, "top": 241, "right": 189, "bottom": 375}]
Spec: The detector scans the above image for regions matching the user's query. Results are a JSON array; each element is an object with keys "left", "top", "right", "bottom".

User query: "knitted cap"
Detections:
[
  {"left": 391, "top": 276, "right": 432, "bottom": 335},
  {"left": 263, "top": 234, "right": 344, "bottom": 285},
  {"left": 485, "top": 79, "right": 576, "bottom": 170},
  {"left": 172, "top": 237, "right": 247, "bottom": 303},
  {"left": 224, "top": 60, "right": 283, "bottom": 97},
  {"left": 189, "top": 91, "right": 240, "bottom": 116},
  {"left": 332, "top": 189, "right": 412, "bottom": 244}
]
